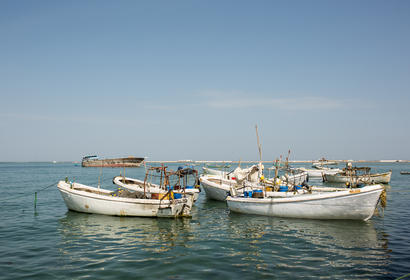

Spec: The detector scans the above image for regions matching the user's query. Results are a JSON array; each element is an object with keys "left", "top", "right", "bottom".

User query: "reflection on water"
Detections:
[
  {"left": 225, "top": 214, "right": 391, "bottom": 277},
  {"left": 58, "top": 211, "right": 193, "bottom": 258},
  {"left": 57, "top": 201, "right": 393, "bottom": 278}
]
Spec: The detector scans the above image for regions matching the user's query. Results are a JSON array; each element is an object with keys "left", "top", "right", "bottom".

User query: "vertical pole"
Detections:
[
  {"left": 34, "top": 192, "right": 37, "bottom": 209},
  {"left": 255, "top": 125, "right": 263, "bottom": 178}
]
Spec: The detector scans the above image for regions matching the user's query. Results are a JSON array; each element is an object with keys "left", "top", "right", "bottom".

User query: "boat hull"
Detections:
[
  {"left": 57, "top": 181, "right": 192, "bottom": 217},
  {"left": 82, "top": 157, "right": 144, "bottom": 167},
  {"left": 200, "top": 176, "right": 234, "bottom": 201},
  {"left": 227, "top": 185, "right": 383, "bottom": 221},
  {"left": 298, "top": 167, "right": 341, "bottom": 178},
  {"left": 324, "top": 171, "right": 392, "bottom": 184}
]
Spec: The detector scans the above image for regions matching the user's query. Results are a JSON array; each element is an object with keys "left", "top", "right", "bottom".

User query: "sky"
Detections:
[{"left": 0, "top": 0, "right": 409, "bottom": 162}]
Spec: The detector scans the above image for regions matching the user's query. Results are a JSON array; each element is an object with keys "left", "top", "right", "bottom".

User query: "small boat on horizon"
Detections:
[
  {"left": 312, "top": 158, "right": 339, "bottom": 167},
  {"left": 297, "top": 166, "right": 342, "bottom": 179}
]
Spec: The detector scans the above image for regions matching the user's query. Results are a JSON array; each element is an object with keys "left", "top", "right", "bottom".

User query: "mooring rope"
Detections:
[
  {"left": 34, "top": 181, "right": 60, "bottom": 209},
  {"left": 0, "top": 181, "right": 59, "bottom": 208},
  {"left": 396, "top": 272, "right": 410, "bottom": 280}
]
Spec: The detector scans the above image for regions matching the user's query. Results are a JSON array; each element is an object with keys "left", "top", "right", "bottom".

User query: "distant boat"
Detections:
[
  {"left": 205, "top": 163, "right": 231, "bottom": 169},
  {"left": 400, "top": 171, "right": 410, "bottom": 175},
  {"left": 81, "top": 155, "right": 144, "bottom": 167},
  {"left": 297, "top": 166, "right": 342, "bottom": 178},
  {"left": 324, "top": 166, "right": 392, "bottom": 184},
  {"left": 312, "top": 158, "right": 338, "bottom": 167}
]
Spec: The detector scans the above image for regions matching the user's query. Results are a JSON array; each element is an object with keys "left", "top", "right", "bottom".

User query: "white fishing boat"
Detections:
[
  {"left": 202, "top": 165, "right": 261, "bottom": 180},
  {"left": 57, "top": 181, "right": 193, "bottom": 218},
  {"left": 200, "top": 176, "right": 233, "bottom": 201},
  {"left": 298, "top": 166, "right": 342, "bottom": 178},
  {"left": 200, "top": 175, "right": 307, "bottom": 201},
  {"left": 324, "top": 170, "right": 392, "bottom": 184},
  {"left": 276, "top": 169, "right": 308, "bottom": 186},
  {"left": 312, "top": 158, "right": 338, "bottom": 167},
  {"left": 113, "top": 176, "right": 201, "bottom": 202},
  {"left": 226, "top": 184, "right": 384, "bottom": 221},
  {"left": 113, "top": 166, "right": 201, "bottom": 202},
  {"left": 204, "top": 166, "right": 308, "bottom": 187},
  {"left": 202, "top": 166, "right": 232, "bottom": 178}
]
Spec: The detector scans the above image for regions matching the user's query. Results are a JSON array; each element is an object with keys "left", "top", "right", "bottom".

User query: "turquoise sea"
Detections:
[{"left": 0, "top": 162, "right": 409, "bottom": 279}]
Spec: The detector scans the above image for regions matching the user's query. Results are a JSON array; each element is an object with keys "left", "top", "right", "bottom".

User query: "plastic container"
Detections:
[
  {"left": 159, "top": 193, "right": 170, "bottom": 200},
  {"left": 244, "top": 191, "right": 252, "bottom": 197},
  {"left": 279, "top": 186, "right": 288, "bottom": 192},
  {"left": 173, "top": 193, "right": 182, "bottom": 199},
  {"left": 252, "top": 190, "right": 264, "bottom": 198}
]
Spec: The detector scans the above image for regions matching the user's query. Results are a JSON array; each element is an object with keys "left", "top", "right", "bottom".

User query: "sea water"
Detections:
[{"left": 0, "top": 162, "right": 409, "bottom": 279}]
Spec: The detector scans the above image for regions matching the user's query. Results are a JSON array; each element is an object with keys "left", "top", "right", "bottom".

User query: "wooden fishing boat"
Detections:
[
  {"left": 297, "top": 167, "right": 342, "bottom": 178},
  {"left": 324, "top": 168, "right": 392, "bottom": 184},
  {"left": 226, "top": 184, "right": 384, "bottom": 221},
  {"left": 203, "top": 165, "right": 307, "bottom": 187},
  {"left": 202, "top": 167, "right": 232, "bottom": 177},
  {"left": 205, "top": 163, "right": 231, "bottom": 169},
  {"left": 81, "top": 155, "right": 144, "bottom": 167},
  {"left": 312, "top": 158, "right": 338, "bottom": 167},
  {"left": 200, "top": 175, "right": 307, "bottom": 201},
  {"left": 57, "top": 181, "right": 193, "bottom": 218},
  {"left": 275, "top": 169, "right": 308, "bottom": 186},
  {"left": 113, "top": 167, "right": 201, "bottom": 202},
  {"left": 200, "top": 176, "right": 233, "bottom": 201},
  {"left": 400, "top": 171, "right": 410, "bottom": 175}
]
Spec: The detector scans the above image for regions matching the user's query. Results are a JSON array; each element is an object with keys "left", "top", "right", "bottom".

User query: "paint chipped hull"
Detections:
[
  {"left": 324, "top": 171, "right": 392, "bottom": 184},
  {"left": 81, "top": 157, "right": 144, "bottom": 167},
  {"left": 57, "top": 181, "right": 192, "bottom": 217}
]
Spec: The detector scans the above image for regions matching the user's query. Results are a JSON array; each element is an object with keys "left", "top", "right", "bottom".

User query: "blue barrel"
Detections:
[
  {"left": 279, "top": 186, "right": 288, "bottom": 192},
  {"left": 173, "top": 193, "right": 182, "bottom": 199},
  {"left": 244, "top": 191, "right": 253, "bottom": 197}
]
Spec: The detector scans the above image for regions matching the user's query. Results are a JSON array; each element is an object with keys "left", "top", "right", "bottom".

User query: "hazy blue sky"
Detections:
[{"left": 1, "top": 0, "right": 409, "bottom": 162}]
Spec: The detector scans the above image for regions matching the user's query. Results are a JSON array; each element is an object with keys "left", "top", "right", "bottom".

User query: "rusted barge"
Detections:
[{"left": 81, "top": 155, "right": 144, "bottom": 167}]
